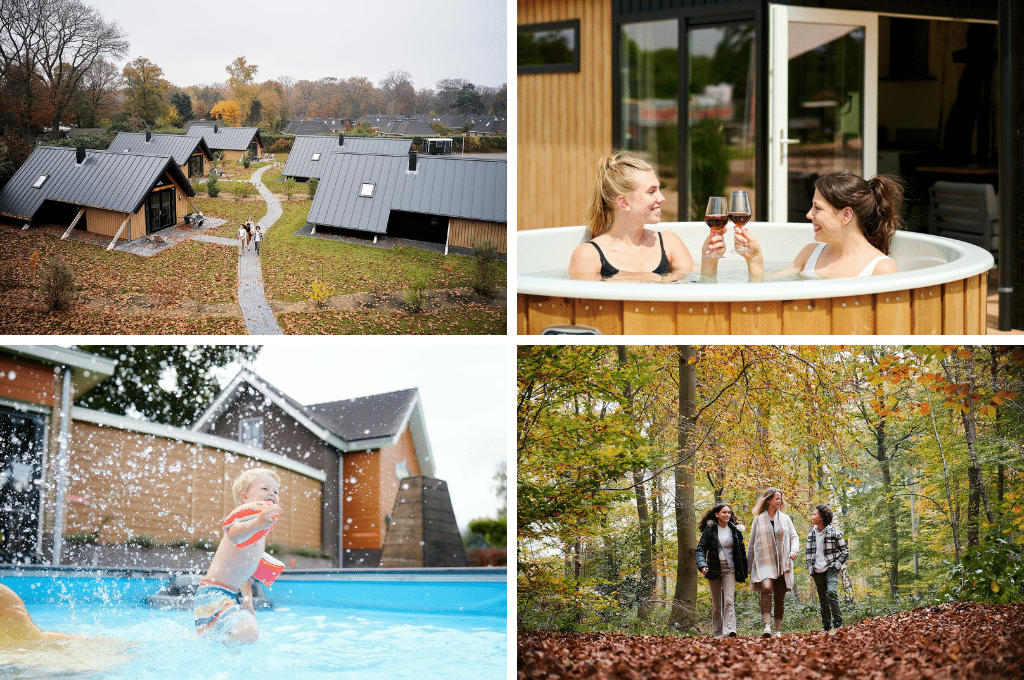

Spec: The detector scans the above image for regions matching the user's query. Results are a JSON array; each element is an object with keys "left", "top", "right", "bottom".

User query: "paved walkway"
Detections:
[{"left": 236, "top": 164, "right": 284, "bottom": 335}]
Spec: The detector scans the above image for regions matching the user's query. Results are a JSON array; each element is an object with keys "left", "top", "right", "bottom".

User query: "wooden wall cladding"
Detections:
[{"left": 518, "top": 0, "right": 613, "bottom": 231}]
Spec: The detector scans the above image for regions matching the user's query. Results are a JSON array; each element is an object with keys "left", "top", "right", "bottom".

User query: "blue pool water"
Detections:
[{"left": 0, "top": 570, "right": 507, "bottom": 680}]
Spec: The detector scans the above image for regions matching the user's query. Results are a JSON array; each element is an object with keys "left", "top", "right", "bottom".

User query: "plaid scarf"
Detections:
[{"left": 746, "top": 510, "right": 800, "bottom": 591}]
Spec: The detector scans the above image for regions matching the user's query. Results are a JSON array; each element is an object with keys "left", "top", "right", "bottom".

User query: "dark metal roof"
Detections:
[
  {"left": 305, "top": 388, "right": 420, "bottom": 443},
  {"left": 185, "top": 125, "right": 262, "bottom": 152},
  {"left": 0, "top": 146, "right": 195, "bottom": 222},
  {"left": 307, "top": 152, "right": 507, "bottom": 233},
  {"left": 282, "top": 136, "right": 413, "bottom": 180},
  {"left": 377, "top": 119, "right": 438, "bottom": 137},
  {"left": 108, "top": 132, "right": 214, "bottom": 166}
]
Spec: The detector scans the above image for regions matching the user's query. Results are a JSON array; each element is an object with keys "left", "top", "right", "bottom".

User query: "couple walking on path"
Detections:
[{"left": 695, "top": 488, "right": 850, "bottom": 639}]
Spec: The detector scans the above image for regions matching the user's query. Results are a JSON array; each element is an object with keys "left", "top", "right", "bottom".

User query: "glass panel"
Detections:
[
  {"left": 620, "top": 19, "right": 679, "bottom": 221},
  {"left": 687, "top": 24, "right": 757, "bottom": 220},
  {"left": 787, "top": 23, "right": 864, "bottom": 221}
]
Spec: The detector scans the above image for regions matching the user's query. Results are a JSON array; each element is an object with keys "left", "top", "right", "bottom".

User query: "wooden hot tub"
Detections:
[{"left": 517, "top": 223, "right": 994, "bottom": 335}]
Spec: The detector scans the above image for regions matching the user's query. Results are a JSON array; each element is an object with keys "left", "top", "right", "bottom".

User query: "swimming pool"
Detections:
[{"left": 0, "top": 567, "right": 507, "bottom": 680}]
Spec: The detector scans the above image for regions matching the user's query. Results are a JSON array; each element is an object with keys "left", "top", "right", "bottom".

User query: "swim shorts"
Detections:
[{"left": 193, "top": 580, "right": 255, "bottom": 638}]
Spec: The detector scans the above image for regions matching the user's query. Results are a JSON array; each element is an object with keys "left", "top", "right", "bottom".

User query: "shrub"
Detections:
[
  {"left": 307, "top": 177, "right": 318, "bottom": 199},
  {"left": 65, "top": 531, "right": 100, "bottom": 545},
  {"left": 287, "top": 547, "right": 332, "bottom": 559},
  {"left": 192, "top": 538, "right": 216, "bottom": 551},
  {"left": 241, "top": 151, "right": 251, "bottom": 168},
  {"left": 471, "top": 239, "right": 501, "bottom": 296},
  {"left": 306, "top": 276, "right": 334, "bottom": 308},
  {"left": 284, "top": 177, "right": 295, "bottom": 200},
  {"left": 206, "top": 172, "right": 220, "bottom": 197},
  {"left": 403, "top": 275, "right": 429, "bottom": 313},
  {"left": 40, "top": 259, "right": 76, "bottom": 311}
]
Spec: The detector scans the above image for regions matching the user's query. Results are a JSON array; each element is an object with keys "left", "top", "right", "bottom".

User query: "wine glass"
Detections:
[
  {"left": 704, "top": 196, "right": 728, "bottom": 259},
  {"left": 730, "top": 190, "right": 752, "bottom": 254}
]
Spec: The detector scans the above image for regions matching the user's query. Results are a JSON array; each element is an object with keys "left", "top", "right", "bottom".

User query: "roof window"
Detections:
[
  {"left": 359, "top": 183, "right": 375, "bottom": 198},
  {"left": 32, "top": 174, "right": 48, "bottom": 189},
  {"left": 311, "top": 153, "right": 321, "bottom": 161}
]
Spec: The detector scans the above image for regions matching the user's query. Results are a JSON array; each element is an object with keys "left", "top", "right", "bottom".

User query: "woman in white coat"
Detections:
[{"left": 746, "top": 487, "right": 801, "bottom": 638}]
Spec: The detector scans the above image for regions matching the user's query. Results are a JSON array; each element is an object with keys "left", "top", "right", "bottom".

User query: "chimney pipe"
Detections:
[
  {"left": 76, "top": 146, "right": 86, "bottom": 164},
  {"left": 145, "top": 131, "right": 151, "bottom": 142},
  {"left": 408, "top": 150, "right": 417, "bottom": 172},
  {"left": 214, "top": 124, "right": 218, "bottom": 133},
  {"left": 338, "top": 132, "right": 344, "bottom": 146}
]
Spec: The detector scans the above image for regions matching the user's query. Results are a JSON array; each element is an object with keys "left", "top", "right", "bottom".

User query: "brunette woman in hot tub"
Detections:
[
  {"left": 568, "top": 151, "right": 723, "bottom": 281},
  {"left": 730, "top": 171, "right": 904, "bottom": 281}
]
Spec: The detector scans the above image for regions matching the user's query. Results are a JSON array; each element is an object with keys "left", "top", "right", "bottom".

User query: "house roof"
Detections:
[
  {"left": 282, "top": 119, "right": 331, "bottom": 135},
  {"left": 0, "top": 146, "right": 195, "bottom": 222},
  {"left": 191, "top": 368, "right": 434, "bottom": 476},
  {"left": 377, "top": 119, "right": 437, "bottom": 137},
  {"left": 282, "top": 135, "right": 413, "bottom": 180},
  {"left": 185, "top": 125, "right": 262, "bottom": 152},
  {"left": 471, "top": 118, "right": 507, "bottom": 135},
  {"left": 307, "top": 152, "right": 507, "bottom": 233},
  {"left": 108, "top": 132, "right": 214, "bottom": 166}
]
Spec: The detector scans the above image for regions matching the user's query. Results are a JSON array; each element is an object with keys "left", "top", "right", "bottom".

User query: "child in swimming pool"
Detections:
[{"left": 194, "top": 467, "right": 283, "bottom": 643}]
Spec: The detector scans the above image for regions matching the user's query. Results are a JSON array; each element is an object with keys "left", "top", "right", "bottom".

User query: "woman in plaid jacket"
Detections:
[
  {"left": 805, "top": 503, "right": 849, "bottom": 634},
  {"left": 746, "top": 487, "right": 801, "bottom": 638}
]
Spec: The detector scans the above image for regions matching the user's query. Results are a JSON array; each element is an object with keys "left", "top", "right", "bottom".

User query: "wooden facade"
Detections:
[
  {"left": 82, "top": 181, "right": 189, "bottom": 241},
  {"left": 49, "top": 420, "right": 323, "bottom": 550},
  {"left": 378, "top": 477, "right": 467, "bottom": 568},
  {"left": 341, "top": 426, "right": 422, "bottom": 556},
  {"left": 518, "top": 0, "right": 613, "bottom": 232},
  {"left": 449, "top": 217, "right": 507, "bottom": 253},
  {"left": 0, "top": 356, "right": 59, "bottom": 406}
]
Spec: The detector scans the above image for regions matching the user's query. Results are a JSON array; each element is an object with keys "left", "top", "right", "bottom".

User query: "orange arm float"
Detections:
[{"left": 222, "top": 501, "right": 279, "bottom": 548}]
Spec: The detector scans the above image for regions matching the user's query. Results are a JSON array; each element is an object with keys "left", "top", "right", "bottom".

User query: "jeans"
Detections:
[
  {"left": 708, "top": 566, "right": 736, "bottom": 637},
  {"left": 812, "top": 567, "right": 842, "bottom": 630}
]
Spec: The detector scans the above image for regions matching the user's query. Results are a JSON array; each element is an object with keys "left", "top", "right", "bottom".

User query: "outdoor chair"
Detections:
[{"left": 927, "top": 180, "right": 999, "bottom": 258}]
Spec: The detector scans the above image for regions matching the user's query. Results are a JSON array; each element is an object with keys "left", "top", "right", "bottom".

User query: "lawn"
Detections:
[
  {"left": 278, "top": 305, "right": 505, "bottom": 335},
  {"left": 260, "top": 201, "right": 504, "bottom": 301}
]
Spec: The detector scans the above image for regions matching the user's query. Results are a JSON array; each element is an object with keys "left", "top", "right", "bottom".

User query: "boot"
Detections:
[
  {"left": 761, "top": 612, "right": 772, "bottom": 638},
  {"left": 773, "top": 618, "right": 783, "bottom": 638}
]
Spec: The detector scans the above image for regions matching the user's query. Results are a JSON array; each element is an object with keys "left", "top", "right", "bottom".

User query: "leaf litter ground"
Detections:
[{"left": 518, "top": 602, "right": 1024, "bottom": 680}]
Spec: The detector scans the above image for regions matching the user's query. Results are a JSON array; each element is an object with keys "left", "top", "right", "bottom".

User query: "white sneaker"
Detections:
[
  {"left": 773, "top": 631, "right": 782, "bottom": 638},
  {"left": 761, "top": 624, "right": 772, "bottom": 638},
  {"left": 828, "top": 628, "right": 838, "bottom": 636}
]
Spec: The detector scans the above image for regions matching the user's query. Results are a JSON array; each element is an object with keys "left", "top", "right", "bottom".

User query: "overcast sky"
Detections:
[
  {"left": 87, "top": 0, "right": 507, "bottom": 90},
  {"left": 226, "top": 343, "right": 508, "bottom": 533}
]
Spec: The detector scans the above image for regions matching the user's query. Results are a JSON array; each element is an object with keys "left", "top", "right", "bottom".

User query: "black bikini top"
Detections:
[{"left": 588, "top": 231, "right": 671, "bottom": 278}]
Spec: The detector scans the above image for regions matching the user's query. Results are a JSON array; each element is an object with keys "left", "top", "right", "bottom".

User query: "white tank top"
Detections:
[{"left": 801, "top": 242, "right": 893, "bottom": 279}]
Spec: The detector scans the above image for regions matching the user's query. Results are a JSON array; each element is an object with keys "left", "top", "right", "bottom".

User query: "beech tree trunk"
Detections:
[{"left": 669, "top": 345, "right": 698, "bottom": 630}]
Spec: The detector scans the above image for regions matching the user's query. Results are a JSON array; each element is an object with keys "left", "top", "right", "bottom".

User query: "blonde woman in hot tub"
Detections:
[
  {"left": 728, "top": 170, "right": 905, "bottom": 281},
  {"left": 568, "top": 151, "right": 723, "bottom": 282}
]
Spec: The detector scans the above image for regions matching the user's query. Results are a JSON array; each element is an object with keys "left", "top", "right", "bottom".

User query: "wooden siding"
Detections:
[
  {"left": 85, "top": 207, "right": 143, "bottom": 241},
  {"left": 50, "top": 421, "right": 323, "bottom": 551},
  {"left": 341, "top": 427, "right": 423, "bottom": 552},
  {"left": 0, "top": 356, "right": 58, "bottom": 406},
  {"left": 449, "top": 218, "right": 507, "bottom": 252},
  {"left": 519, "top": 0, "right": 613, "bottom": 231}
]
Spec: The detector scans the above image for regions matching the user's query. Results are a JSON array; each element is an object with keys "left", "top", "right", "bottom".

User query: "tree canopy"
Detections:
[
  {"left": 518, "top": 345, "right": 1024, "bottom": 633},
  {"left": 73, "top": 345, "right": 261, "bottom": 428}
]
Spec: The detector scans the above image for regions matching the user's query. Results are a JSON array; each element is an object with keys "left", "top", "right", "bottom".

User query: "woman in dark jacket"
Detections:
[{"left": 696, "top": 503, "right": 749, "bottom": 638}]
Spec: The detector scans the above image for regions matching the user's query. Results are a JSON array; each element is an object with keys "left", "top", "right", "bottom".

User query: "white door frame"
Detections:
[{"left": 768, "top": 5, "right": 878, "bottom": 223}]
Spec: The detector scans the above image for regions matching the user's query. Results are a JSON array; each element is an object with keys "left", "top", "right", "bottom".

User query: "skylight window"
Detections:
[
  {"left": 311, "top": 153, "right": 321, "bottom": 161},
  {"left": 359, "top": 183, "right": 375, "bottom": 198},
  {"left": 32, "top": 175, "right": 48, "bottom": 189}
]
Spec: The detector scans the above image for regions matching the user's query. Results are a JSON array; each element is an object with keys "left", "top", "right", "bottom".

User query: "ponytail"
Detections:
[
  {"left": 586, "top": 150, "right": 653, "bottom": 239},
  {"left": 815, "top": 171, "right": 905, "bottom": 255}
]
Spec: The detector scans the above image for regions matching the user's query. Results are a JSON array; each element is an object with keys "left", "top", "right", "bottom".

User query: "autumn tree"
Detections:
[
  {"left": 209, "top": 100, "right": 242, "bottom": 126},
  {"left": 226, "top": 56, "right": 258, "bottom": 125},
  {"left": 0, "top": 0, "right": 128, "bottom": 142},
  {"left": 380, "top": 70, "right": 415, "bottom": 116},
  {"left": 170, "top": 91, "right": 193, "bottom": 122},
  {"left": 121, "top": 57, "right": 169, "bottom": 125},
  {"left": 74, "top": 57, "right": 120, "bottom": 127}
]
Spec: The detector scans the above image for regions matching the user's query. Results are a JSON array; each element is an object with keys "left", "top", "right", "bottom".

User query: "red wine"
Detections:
[
  {"left": 729, "top": 212, "right": 751, "bottom": 227},
  {"left": 705, "top": 215, "right": 728, "bottom": 233}
]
